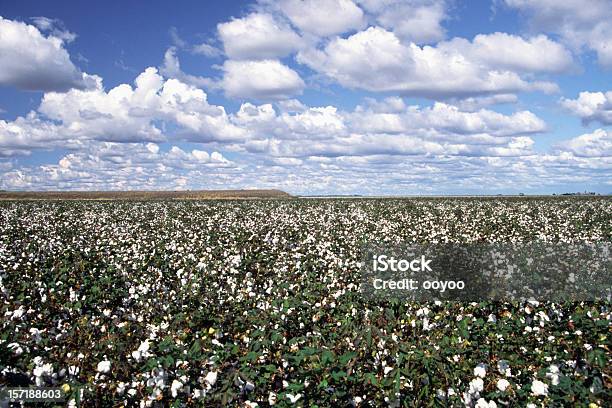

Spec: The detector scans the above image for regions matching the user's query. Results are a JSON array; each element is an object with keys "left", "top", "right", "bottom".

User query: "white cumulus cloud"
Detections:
[
  {"left": 441, "top": 32, "right": 574, "bottom": 73},
  {"left": 556, "top": 129, "right": 612, "bottom": 157},
  {"left": 159, "top": 47, "right": 215, "bottom": 89},
  {"left": 279, "top": 0, "right": 366, "bottom": 37},
  {"left": 221, "top": 59, "right": 305, "bottom": 100},
  {"left": 0, "top": 16, "right": 90, "bottom": 92},
  {"left": 505, "top": 0, "right": 612, "bottom": 67},
  {"left": 358, "top": 0, "right": 448, "bottom": 43},
  {"left": 560, "top": 91, "right": 612, "bottom": 125},
  {"left": 297, "top": 27, "right": 559, "bottom": 98},
  {"left": 218, "top": 13, "right": 304, "bottom": 59},
  {"left": 229, "top": 99, "right": 546, "bottom": 160},
  {"left": 0, "top": 67, "right": 248, "bottom": 156}
]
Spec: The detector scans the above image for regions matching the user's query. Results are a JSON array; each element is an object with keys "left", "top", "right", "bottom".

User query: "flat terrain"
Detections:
[
  {"left": 0, "top": 197, "right": 610, "bottom": 406},
  {"left": 0, "top": 189, "right": 292, "bottom": 200}
]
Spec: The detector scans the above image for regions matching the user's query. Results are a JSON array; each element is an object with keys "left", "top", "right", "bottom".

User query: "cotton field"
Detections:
[{"left": 0, "top": 198, "right": 610, "bottom": 407}]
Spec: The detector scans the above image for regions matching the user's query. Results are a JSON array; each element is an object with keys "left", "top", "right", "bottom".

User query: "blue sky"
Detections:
[{"left": 0, "top": 0, "right": 610, "bottom": 194}]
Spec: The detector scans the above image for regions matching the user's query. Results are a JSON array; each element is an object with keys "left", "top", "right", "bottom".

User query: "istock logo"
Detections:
[
  {"left": 372, "top": 254, "right": 432, "bottom": 272},
  {"left": 361, "top": 242, "right": 611, "bottom": 302}
]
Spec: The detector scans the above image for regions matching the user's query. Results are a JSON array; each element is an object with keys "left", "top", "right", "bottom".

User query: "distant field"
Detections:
[{"left": 0, "top": 189, "right": 292, "bottom": 200}]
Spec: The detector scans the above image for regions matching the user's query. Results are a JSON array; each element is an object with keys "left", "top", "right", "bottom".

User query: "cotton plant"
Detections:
[{"left": 0, "top": 198, "right": 609, "bottom": 405}]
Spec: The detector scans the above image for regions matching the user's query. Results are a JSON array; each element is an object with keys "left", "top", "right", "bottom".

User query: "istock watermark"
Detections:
[
  {"left": 373, "top": 254, "right": 432, "bottom": 272},
  {"left": 360, "top": 242, "right": 611, "bottom": 302},
  {"left": 371, "top": 254, "right": 465, "bottom": 292}
]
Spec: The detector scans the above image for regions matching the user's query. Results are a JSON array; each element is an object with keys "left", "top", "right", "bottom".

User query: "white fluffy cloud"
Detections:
[
  {"left": 448, "top": 94, "right": 519, "bottom": 111},
  {"left": 0, "top": 67, "right": 248, "bottom": 156},
  {"left": 358, "top": 0, "right": 448, "bottom": 43},
  {"left": 233, "top": 98, "right": 545, "bottom": 145},
  {"left": 218, "top": 13, "right": 303, "bottom": 59},
  {"left": 556, "top": 128, "right": 612, "bottom": 157},
  {"left": 505, "top": 0, "right": 612, "bottom": 67},
  {"left": 0, "top": 63, "right": 571, "bottom": 181},
  {"left": 441, "top": 32, "right": 574, "bottom": 73},
  {"left": 221, "top": 59, "right": 305, "bottom": 100},
  {"left": 1, "top": 142, "right": 233, "bottom": 190},
  {"left": 41, "top": 67, "right": 247, "bottom": 143},
  {"left": 2, "top": 93, "right": 609, "bottom": 193},
  {"left": 0, "top": 16, "right": 90, "bottom": 92},
  {"left": 349, "top": 102, "right": 546, "bottom": 137},
  {"left": 159, "top": 48, "right": 215, "bottom": 89},
  {"left": 30, "top": 17, "right": 77, "bottom": 43},
  {"left": 3, "top": 145, "right": 609, "bottom": 194},
  {"left": 229, "top": 100, "right": 546, "bottom": 159},
  {"left": 297, "top": 27, "right": 560, "bottom": 98},
  {"left": 233, "top": 103, "right": 347, "bottom": 141},
  {"left": 279, "top": 0, "right": 366, "bottom": 37},
  {"left": 0, "top": 112, "right": 64, "bottom": 156},
  {"left": 560, "top": 91, "right": 612, "bottom": 125}
]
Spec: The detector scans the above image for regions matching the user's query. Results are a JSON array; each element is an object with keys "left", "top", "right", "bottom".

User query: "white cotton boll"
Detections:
[
  {"left": 416, "top": 307, "right": 429, "bottom": 316},
  {"left": 286, "top": 393, "right": 302, "bottom": 403},
  {"left": 268, "top": 392, "right": 277, "bottom": 405},
  {"left": 69, "top": 288, "right": 78, "bottom": 302},
  {"left": 11, "top": 306, "right": 25, "bottom": 319},
  {"left": 29, "top": 328, "right": 43, "bottom": 343},
  {"left": 171, "top": 379, "right": 183, "bottom": 397},
  {"left": 33, "top": 363, "right": 54, "bottom": 386},
  {"left": 474, "top": 363, "right": 487, "bottom": 378},
  {"left": 131, "top": 339, "right": 151, "bottom": 362},
  {"left": 497, "top": 378, "right": 510, "bottom": 392},
  {"left": 530, "top": 379, "right": 548, "bottom": 396},
  {"left": 192, "top": 389, "right": 206, "bottom": 398},
  {"left": 204, "top": 371, "right": 217, "bottom": 386},
  {"left": 116, "top": 382, "right": 127, "bottom": 395},
  {"left": 7, "top": 343, "right": 23, "bottom": 355},
  {"left": 96, "top": 360, "right": 111, "bottom": 373},
  {"left": 546, "top": 365, "right": 561, "bottom": 385},
  {"left": 475, "top": 398, "right": 497, "bottom": 408},
  {"left": 469, "top": 378, "right": 484, "bottom": 394}
]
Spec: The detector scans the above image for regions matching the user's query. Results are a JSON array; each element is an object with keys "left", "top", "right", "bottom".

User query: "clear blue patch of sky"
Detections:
[{"left": 12, "top": 148, "right": 69, "bottom": 168}]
